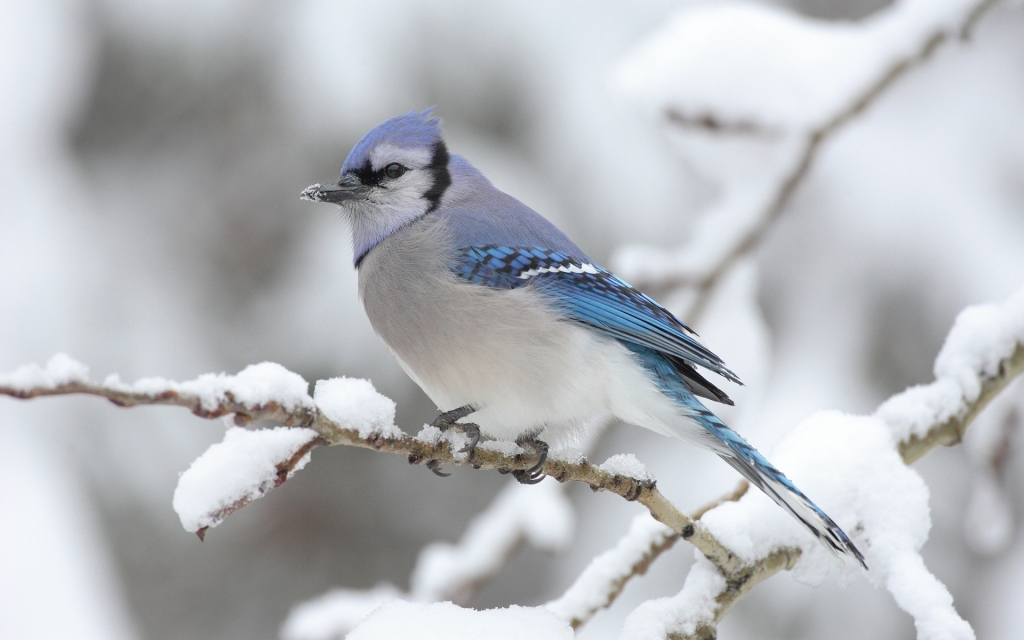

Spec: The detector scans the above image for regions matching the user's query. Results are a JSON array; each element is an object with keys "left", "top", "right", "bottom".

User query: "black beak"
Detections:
[{"left": 300, "top": 173, "right": 368, "bottom": 204}]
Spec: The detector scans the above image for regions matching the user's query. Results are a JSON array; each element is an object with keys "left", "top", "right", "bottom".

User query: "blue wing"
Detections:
[
  {"left": 451, "top": 245, "right": 741, "bottom": 387},
  {"left": 452, "top": 245, "right": 868, "bottom": 566}
]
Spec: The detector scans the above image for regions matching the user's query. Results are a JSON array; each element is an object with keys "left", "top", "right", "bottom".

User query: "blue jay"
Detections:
[{"left": 302, "top": 109, "right": 865, "bottom": 567}]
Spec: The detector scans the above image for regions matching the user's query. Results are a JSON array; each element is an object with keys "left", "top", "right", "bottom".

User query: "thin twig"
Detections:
[
  {"left": 552, "top": 343, "right": 1024, "bottom": 633},
  {"left": 0, "top": 377, "right": 734, "bottom": 576},
  {"left": 900, "top": 344, "right": 1024, "bottom": 464},
  {"left": 656, "top": 0, "right": 1001, "bottom": 325},
  {"left": 194, "top": 433, "right": 328, "bottom": 541},
  {"left": 659, "top": 339, "right": 1024, "bottom": 640},
  {"left": 2, "top": 331, "right": 1021, "bottom": 637}
]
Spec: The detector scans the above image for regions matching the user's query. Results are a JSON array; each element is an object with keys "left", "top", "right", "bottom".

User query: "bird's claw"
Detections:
[
  {"left": 512, "top": 436, "right": 548, "bottom": 485},
  {"left": 426, "top": 459, "right": 451, "bottom": 477},
  {"left": 512, "top": 469, "right": 545, "bottom": 484},
  {"left": 431, "top": 405, "right": 481, "bottom": 455},
  {"left": 457, "top": 423, "right": 481, "bottom": 453}
]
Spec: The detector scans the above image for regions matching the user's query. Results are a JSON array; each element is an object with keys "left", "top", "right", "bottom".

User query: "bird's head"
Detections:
[{"left": 302, "top": 108, "right": 452, "bottom": 264}]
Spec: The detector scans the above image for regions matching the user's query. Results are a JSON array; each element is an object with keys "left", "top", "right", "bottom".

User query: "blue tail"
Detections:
[{"left": 628, "top": 344, "right": 867, "bottom": 569}]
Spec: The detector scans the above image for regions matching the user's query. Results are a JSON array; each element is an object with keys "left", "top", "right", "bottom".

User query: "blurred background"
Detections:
[{"left": 1, "top": 0, "right": 1023, "bottom": 638}]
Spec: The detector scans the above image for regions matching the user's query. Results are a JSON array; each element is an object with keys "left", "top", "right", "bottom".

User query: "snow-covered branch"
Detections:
[
  {"left": 280, "top": 481, "right": 577, "bottom": 640},
  {"left": 4, "top": 286, "right": 1021, "bottom": 640},
  {"left": 547, "top": 482, "right": 749, "bottom": 631},
  {"left": 893, "top": 346, "right": 1024, "bottom": 464},
  {"left": 611, "top": 0, "right": 1001, "bottom": 323},
  {"left": 0, "top": 357, "right": 735, "bottom": 576},
  {"left": 608, "top": 288, "right": 1024, "bottom": 640},
  {"left": 546, "top": 513, "right": 678, "bottom": 629},
  {"left": 282, "top": 424, "right": 621, "bottom": 640}
]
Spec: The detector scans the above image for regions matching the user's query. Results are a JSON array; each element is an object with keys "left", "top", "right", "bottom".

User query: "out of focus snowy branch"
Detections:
[
  {"left": 546, "top": 513, "right": 677, "bottom": 629},
  {"left": 886, "top": 345, "right": 1024, "bottom": 465},
  {"left": 282, "top": 421, "right": 621, "bottom": 640},
  {"left": 610, "top": 0, "right": 1002, "bottom": 322},
  {"left": 282, "top": 481, "right": 576, "bottom": 640},
  {"left": 546, "top": 482, "right": 749, "bottom": 631}
]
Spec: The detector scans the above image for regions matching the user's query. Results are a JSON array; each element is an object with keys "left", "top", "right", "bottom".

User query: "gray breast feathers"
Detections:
[{"left": 356, "top": 215, "right": 624, "bottom": 441}]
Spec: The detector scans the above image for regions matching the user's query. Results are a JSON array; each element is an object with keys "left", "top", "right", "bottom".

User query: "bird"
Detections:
[{"left": 301, "top": 109, "right": 866, "bottom": 568}]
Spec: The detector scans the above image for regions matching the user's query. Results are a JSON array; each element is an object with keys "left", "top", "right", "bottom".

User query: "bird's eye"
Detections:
[{"left": 384, "top": 163, "right": 406, "bottom": 179}]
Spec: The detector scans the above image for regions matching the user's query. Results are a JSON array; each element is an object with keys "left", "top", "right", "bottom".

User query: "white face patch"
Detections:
[
  {"left": 517, "top": 263, "right": 599, "bottom": 279},
  {"left": 343, "top": 139, "right": 449, "bottom": 264},
  {"left": 345, "top": 166, "right": 436, "bottom": 262},
  {"left": 368, "top": 143, "right": 432, "bottom": 171}
]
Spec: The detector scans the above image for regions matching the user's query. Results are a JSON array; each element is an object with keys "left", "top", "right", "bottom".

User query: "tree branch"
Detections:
[
  {"left": 629, "top": 0, "right": 1001, "bottom": 325},
  {"left": 3, "top": 295, "right": 1021, "bottom": 639},
  {"left": 551, "top": 331, "right": 1023, "bottom": 634},
  {"left": 647, "top": 336, "right": 1024, "bottom": 640},
  {"left": 546, "top": 483, "right": 750, "bottom": 631},
  {"left": 899, "top": 343, "right": 1024, "bottom": 464},
  {"left": 0, "top": 366, "right": 737, "bottom": 579}
]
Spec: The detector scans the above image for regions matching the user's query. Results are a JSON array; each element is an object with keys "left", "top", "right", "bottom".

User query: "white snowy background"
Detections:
[{"left": 1, "top": 0, "right": 1023, "bottom": 639}]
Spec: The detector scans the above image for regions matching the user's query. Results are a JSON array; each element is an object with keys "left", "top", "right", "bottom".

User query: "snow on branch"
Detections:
[
  {"left": 545, "top": 513, "right": 677, "bottom": 629},
  {"left": 0, "top": 357, "right": 319, "bottom": 425},
  {"left": 283, "top": 426, "right": 618, "bottom": 640},
  {"left": 610, "top": 288, "right": 1024, "bottom": 640},
  {"left": 881, "top": 292, "right": 1024, "bottom": 464},
  {"left": 610, "top": 0, "right": 1001, "bottom": 322},
  {"left": 174, "top": 427, "right": 324, "bottom": 539},
  {"left": 0, "top": 359, "right": 397, "bottom": 538},
  {"left": 411, "top": 480, "right": 575, "bottom": 603},
  {"left": 546, "top": 483, "right": 749, "bottom": 631},
  {"left": 3, "top": 288, "right": 1021, "bottom": 639},
  {"left": 0, "top": 357, "right": 735, "bottom": 575},
  {"left": 281, "top": 482, "right": 576, "bottom": 640}
]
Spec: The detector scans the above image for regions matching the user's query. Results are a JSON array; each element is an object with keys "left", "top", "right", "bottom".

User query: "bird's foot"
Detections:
[
  {"left": 456, "top": 423, "right": 481, "bottom": 454},
  {"left": 431, "top": 405, "right": 480, "bottom": 454},
  {"left": 431, "top": 405, "right": 476, "bottom": 430},
  {"left": 512, "top": 436, "right": 548, "bottom": 485},
  {"left": 426, "top": 459, "right": 451, "bottom": 477},
  {"left": 420, "top": 405, "right": 479, "bottom": 477}
]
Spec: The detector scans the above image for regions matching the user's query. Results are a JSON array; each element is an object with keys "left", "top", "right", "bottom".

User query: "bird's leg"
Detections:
[
  {"left": 430, "top": 405, "right": 481, "bottom": 454},
  {"left": 512, "top": 435, "right": 549, "bottom": 485},
  {"left": 431, "top": 404, "right": 476, "bottom": 429},
  {"left": 421, "top": 405, "right": 479, "bottom": 477}
]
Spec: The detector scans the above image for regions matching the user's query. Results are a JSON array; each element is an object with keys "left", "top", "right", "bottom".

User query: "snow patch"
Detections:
[
  {"left": 477, "top": 439, "right": 524, "bottom": 457},
  {"left": 547, "top": 513, "right": 673, "bottom": 623},
  {"left": 280, "top": 584, "right": 403, "bottom": 640},
  {"left": 415, "top": 425, "right": 444, "bottom": 445},
  {"left": 0, "top": 353, "right": 89, "bottom": 391},
  {"left": 411, "top": 482, "right": 573, "bottom": 601},
  {"left": 103, "top": 361, "right": 314, "bottom": 412},
  {"left": 549, "top": 445, "right": 586, "bottom": 465},
  {"left": 599, "top": 453, "right": 653, "bottom": 483},
  {"left": 314, "top": 377, "right": 400, "bottom": 439},
  {"left": 172, "top": 426, "right": 319, "bottom": 534},
  {"left": 877, "top": 288, "right": 1024, "bottom": 445},
  {"left": 346, "top": 600, "right": 573, "bottom": 640},
  {"left": 712, "top": 411, "right": 972, "bottom": 639},
  {"left": 620, "top": 554, "right": 726, "bottom": 640}
]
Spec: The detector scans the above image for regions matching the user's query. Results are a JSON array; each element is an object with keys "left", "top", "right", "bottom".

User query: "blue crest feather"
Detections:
[{"left": 341, "top": 108, "right": 443, "bottom": 176}]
